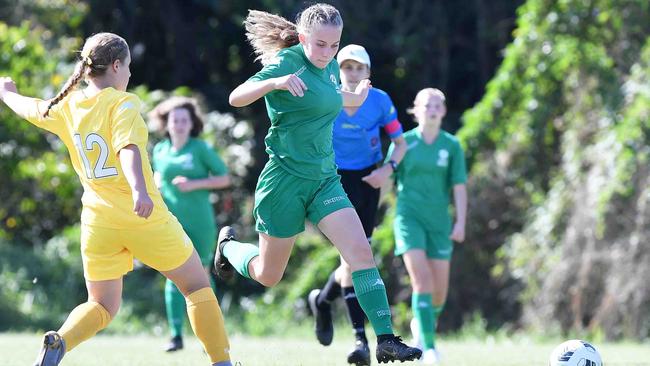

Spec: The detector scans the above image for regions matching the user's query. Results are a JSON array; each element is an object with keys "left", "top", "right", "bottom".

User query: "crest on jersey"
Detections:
[{"left": 437, "top": 149, "right": 449, "bottom": 167}]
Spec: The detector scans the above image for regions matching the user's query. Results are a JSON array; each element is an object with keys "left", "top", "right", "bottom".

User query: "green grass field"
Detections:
[{"left": 2, "top": 332, "right": 649, "bottom": 366}]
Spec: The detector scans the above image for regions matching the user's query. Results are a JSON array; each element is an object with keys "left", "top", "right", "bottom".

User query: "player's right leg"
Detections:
[{"left": 35, "top": 279, "right": 119, "bottom": 366}]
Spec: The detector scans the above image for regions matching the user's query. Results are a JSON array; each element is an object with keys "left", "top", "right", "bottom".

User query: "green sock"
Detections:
[
  {"left": 412, "top": 293, "right": 435, "bottom": 349},
  {"left": 431, "top": 304, "right": 444, "bottom": 347},
  {"left": 222, "top": 240, "right": 259, "bottom": 279},
  {"left": 351, "top": 268, "right": 393, "bottom": 336},
  {"left": 165, "top": 279, "right": 185, "bottom": 337}
]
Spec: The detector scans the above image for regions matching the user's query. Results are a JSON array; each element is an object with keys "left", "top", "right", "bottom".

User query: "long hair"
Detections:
[
  {"left": 44, "top": 33, "right": 129, "bottom": 117},
  {"left": 245, "top": 3, "right": 343, "bottom": 65},
  {"left": 149, "top": 96, "right": 204, "bottom": 138}
]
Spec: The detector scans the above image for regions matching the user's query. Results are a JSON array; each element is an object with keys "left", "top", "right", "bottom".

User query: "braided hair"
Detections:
[{"left": 44, "top": 32, "right": 129, "bottom": 117}]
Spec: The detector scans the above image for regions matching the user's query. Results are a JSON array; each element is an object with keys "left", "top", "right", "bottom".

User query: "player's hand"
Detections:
[
  {"left": 172, "top": 176, "right": 196, "bottom": 192},
  {"left": 0, "top": 77, "right": 17, "bottom": 99},
  {"left": 361, "top": 164, "right": 391, "bottom": 189},
  {"left": 132, "top": 190, "right": 154, "bottom": 218},
  {"left": 354, "top": 79, "right": 372, "bottom": 99},
  {"left": 273, "top": 74, "right": 308, "bottom": 97},
  {"left": 449, "top": 221, "right": 465, "bottom": 243}
]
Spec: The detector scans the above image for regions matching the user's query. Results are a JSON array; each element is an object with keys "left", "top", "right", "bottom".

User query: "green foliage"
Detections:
[
  {"left": 459, "top": 0, "right": 650, "bottom": 339},
  {"left": 0, "top": 22, "right": 81, "bottom": 244}
]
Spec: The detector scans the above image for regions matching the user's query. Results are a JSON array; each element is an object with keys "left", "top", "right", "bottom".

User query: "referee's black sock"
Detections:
[
  {"left": 317, "top": 271, "right": 341, "bottom": 308},
  {"left": 342, "top": 286, "right": 368, "bottom": 344}
]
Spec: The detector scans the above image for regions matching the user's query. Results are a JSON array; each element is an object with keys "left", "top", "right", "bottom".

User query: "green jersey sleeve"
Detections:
[
  {"left": 201, "top": 141, "right": 228, "bottom": 176},
  {"left": 449, "top": 140, "right": 467, "bottom": 185},
  {"left": 248, "top": 49, "right": 297, "bottom": 82}
]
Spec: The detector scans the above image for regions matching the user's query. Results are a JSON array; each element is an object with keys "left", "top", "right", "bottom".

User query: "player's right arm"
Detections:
[
  {"left": 119, "top": 144, "right": 154, "bottom": 218},
  {"left": 229, "top": 75, "right": 307, "bottom": 107},
  {"left": 0, "top": 77, "right": 48, "bottom": 121}
]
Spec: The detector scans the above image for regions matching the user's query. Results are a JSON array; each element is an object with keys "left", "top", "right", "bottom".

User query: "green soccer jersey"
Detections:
[
  {"left": 389, "top": 128, "right": 467, "bottom": 232},
  {"left": 249, "top": 44, "right": 343, "bottom": 180},
  {"left": 152, "top": 138, "right": 228, "bottom": 233}
]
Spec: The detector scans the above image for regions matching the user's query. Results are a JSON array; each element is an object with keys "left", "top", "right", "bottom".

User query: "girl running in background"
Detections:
[
  {"left": 214, "top": 4, "right": 421, "bottom": 364},
  {"left": 0, "top": 33, "right": 231, "bottom": 366},
  {"left": 390, "top": 88, "right": 468, "bottom": 365},
  {"left": 150, "top": 96, "right": 231, "bottom": 353},
  {"left": 307, "top": 44, "right": 407, "bottom": 366}
]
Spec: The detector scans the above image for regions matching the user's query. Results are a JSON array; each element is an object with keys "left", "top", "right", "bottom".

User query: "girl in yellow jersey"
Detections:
[{"left": 0, "top": 33, "right": 231, "bottom": 366}]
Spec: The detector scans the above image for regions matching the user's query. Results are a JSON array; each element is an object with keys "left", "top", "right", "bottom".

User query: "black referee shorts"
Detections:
[{"left": 338, "top": 164, "right": 381, "bottom": 239}]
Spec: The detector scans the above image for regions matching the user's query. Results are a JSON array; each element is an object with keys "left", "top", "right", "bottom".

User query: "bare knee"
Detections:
[
  {"left": 89, "top": 297, "right": 121, "bottom": 318},
  {"left": 410, "top": 271, "right": 434, "bottom": 294},
  {"left": 256, "top": 267, "right": 284, "bottom": 287},
  {"left": 342, "top": 241, "right": 375, "bottom": 271}
]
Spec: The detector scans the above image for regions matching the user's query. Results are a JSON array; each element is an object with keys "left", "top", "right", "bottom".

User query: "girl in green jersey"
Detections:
[
  {"left": 390, "top": 88, "right": 468, "bottom": 364},
  {"left": 150, "top": 96, "right": 231, "bottom": 352},
  {"left": 214, "top": 3, "right": 421, "bottom": 364}
]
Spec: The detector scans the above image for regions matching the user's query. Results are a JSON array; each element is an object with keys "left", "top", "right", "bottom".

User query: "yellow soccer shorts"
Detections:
[{"left": 81, "top": 218, "right": 194, "bottom": 281}]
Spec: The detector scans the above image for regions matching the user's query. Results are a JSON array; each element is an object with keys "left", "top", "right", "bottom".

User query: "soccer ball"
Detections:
[{"left": 549, "top": 339, "right": 603, "bottom": 366}]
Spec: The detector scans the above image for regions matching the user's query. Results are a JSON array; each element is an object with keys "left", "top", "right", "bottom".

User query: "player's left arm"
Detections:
[
  {"left": 173, "top": 144, "right": 232, "bottom": 193},
  {"left": 362, "top": 135, "right": 406, "bottom": 189},
  {"left": 341, "top": 79, "right": 371, "bottom": 107},
  {"left": 450, "top": 184, "right": 467, "bottom": 243},
  {"left": 449, "top": 141, "right": 468, "bottom": 242}
]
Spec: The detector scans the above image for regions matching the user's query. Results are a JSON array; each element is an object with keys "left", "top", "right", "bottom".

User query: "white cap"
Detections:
[{"left": 337, "top": 44, "right": 371, "bottom": 68}]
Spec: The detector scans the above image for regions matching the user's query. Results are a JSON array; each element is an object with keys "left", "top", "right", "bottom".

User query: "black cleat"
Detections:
[
  {"left": 164, "top": 335, "right": 183, "bottom": 352},
  {"left": 213, "top": 226, "right": 236, "bottom": 280},
  {"left": 34, "top": 331, "right": 66, "bottom": 366},
  {"left": 308, "top": 288, "right": 333, "bottom": 346},
  {"left": 376, "top": 336, "right": 422, "bottom": 363},
  {"left": 348, "top": 339, "right": 371, "bottom": 365}
]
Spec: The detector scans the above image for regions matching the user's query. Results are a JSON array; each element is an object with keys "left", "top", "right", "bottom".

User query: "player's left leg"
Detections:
[{"left": 317, "top": 208, "right": 421, "bottom": 363}]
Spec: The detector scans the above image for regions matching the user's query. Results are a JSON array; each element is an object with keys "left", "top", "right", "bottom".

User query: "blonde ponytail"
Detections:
[
  {"left": 244, "top": 3, "right": 343, "bottom": 65},
  {"left": 244, "top": 10, "right": 299, "bottom": 65}
]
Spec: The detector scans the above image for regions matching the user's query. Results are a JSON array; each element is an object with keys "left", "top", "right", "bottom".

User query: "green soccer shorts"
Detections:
[
  {"left": 253, "top": 161, "right": 353, "bottom": 238},
  {"left": 393, "top": 213, "right": 453, "bottom": 260}
]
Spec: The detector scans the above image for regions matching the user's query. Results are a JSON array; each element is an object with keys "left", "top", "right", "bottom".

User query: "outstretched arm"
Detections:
[
  {"left": 0, "top": 77, "right": 47, "bottom": 120},
  {"left": 119, "top": 144, "right": 154, "bottom": 218},
  {"left": 229, "top": 74, "right": 308, "bottom": 107}
]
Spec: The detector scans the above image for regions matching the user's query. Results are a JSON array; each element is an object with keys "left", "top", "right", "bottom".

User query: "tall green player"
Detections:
[
  {"left": 150, "top": 96, "right": 231, "bottom": 352},
  {"left": 213, "top": 3, "right": 421, "bottom": 364},
  {"left": 389, "top": 88, "right": 468, "bottom": 365}
]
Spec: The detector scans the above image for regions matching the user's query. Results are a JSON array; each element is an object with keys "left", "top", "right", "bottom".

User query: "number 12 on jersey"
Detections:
[{"left": 73, "top": 133, "right": 118, "bottom": 179}]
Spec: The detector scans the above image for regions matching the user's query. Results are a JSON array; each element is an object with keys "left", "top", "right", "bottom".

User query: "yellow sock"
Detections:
[
  {"left": 186, "top": 287, "right": 231, "bottom": 363},
  {"left": 57, "top": 301, "right": 111, "bottom": 351}
]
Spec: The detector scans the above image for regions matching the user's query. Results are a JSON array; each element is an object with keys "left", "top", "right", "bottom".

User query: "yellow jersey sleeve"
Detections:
[
  {"left": 23, "top": 97, "right": 65, "bottom": 135},
  {"left": 110, "top": 95, "right": 148, "bottom": 154}
]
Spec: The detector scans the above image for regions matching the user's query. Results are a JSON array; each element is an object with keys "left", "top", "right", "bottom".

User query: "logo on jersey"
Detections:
[
  {"left": 295, "top": 65, "right": 307, "bottom": 77},
  {"left": 330, "top": 74, "right": 341, "bottom": 94},
  {"left": 437, "top": 149, "right": 449, "bottom": 167},
  {"left": 180, "top": 154, "right": 194, "bottom": 170},
  {"left": 323, "top": 195, "right": 346, "bottom": 206}
]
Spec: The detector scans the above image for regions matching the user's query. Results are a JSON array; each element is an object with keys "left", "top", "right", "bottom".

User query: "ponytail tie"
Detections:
[{"left": 80, "top": 49, "right": 93, "bottom": 66}]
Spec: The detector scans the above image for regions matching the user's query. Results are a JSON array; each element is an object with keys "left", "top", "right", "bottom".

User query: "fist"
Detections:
[{"left": 0, "top": 77, "right": 17, "bottom": 96}]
